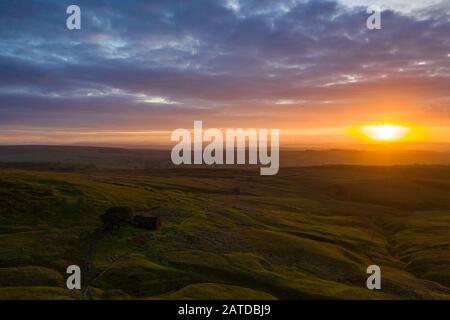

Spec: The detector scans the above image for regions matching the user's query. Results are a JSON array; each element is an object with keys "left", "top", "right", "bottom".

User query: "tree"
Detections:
[{"left": 101, "top": 206, "right": 133, "bottom": 230}]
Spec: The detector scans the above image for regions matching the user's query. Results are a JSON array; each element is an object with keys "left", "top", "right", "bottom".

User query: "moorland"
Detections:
[{"left": 0, "top": 146, "right": 449, "bottom": 299}]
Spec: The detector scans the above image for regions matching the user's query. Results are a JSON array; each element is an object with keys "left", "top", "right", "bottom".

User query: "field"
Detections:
[{"left": 0, "top": 147, "right": 449, "bottom": 299}]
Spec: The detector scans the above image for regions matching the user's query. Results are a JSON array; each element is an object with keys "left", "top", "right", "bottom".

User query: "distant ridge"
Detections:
[{"left": 0, "top": 145, "right": 449, "bottom": 169}]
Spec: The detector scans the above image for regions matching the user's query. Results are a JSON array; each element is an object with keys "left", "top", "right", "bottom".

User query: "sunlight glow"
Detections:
[{"left": 360, "top": 124, "right": 409, "bottom": 141}]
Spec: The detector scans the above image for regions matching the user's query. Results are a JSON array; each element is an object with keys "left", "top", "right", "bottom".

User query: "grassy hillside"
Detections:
[{"left": 0, "top": 165, "right": 449, "bottom": 299}]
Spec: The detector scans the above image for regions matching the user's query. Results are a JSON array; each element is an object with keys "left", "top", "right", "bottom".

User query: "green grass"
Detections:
[
  {"left": 156, "top": 283, "right": 277, "bottom": 300},
  {"left": 0, "top": 165, "right": 449, "bottom": 299},
  {"left": 0, "top": 267, "right": 63, "bottom": 287},
  {"left": 0, "top": 287, "right": 80, "bottom": 300}
]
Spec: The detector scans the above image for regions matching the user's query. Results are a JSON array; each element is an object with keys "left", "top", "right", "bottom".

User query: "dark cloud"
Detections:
[{"left": 0, "top": 0, "right": 449, "bottom": 130}]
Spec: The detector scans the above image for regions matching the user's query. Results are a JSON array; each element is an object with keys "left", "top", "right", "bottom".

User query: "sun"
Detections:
[{"left": 360, "top": 124, "right": 410, "bottom": 142}]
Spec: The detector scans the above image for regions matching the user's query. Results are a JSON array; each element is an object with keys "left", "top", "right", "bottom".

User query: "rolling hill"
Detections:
[{"left": 0, "top": 155, "right": 449, "bottom": 299}]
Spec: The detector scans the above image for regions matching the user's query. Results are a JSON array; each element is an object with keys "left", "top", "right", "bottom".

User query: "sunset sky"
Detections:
[{"left": 0, "top": 0, "right": 449, "bottom": 147}]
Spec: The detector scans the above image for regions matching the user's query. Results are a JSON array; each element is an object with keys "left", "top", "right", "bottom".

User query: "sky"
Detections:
[{"left": 0, "top": 0, "right": 449, "bottom": 146}]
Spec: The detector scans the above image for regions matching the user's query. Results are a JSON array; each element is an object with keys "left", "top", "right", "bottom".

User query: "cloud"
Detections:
[{"left": 0, "top": 0, "right": 449, "bottom": 134}]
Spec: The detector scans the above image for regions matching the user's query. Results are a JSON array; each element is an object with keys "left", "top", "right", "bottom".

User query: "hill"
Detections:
[
  {"left": 0, "top": 145, "right": 449, "bottom": 170},
  {"left": 0, "top": 164, "right": 449, "bottom": 299}
]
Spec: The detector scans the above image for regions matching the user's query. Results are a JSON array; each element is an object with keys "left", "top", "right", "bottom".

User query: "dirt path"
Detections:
[
  {"left": 81, "top": 228, "right": 106, "bottom": 299},
  {"left": 81, "top": 228, "right": 152, "bottom": 299}
]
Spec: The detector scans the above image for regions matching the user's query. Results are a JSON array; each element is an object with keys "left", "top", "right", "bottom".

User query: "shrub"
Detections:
[{"left": 101, "top": 206, "right": 133, "bottom": 230}]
